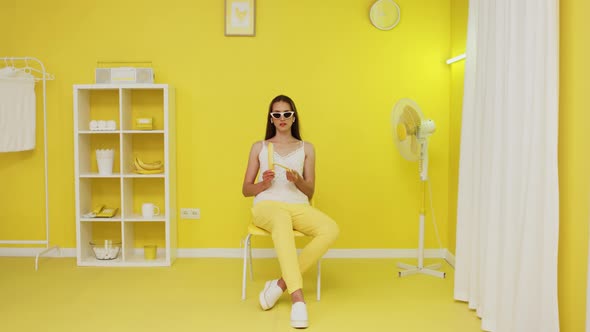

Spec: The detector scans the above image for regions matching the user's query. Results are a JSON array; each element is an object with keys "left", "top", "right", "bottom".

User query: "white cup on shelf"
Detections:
[
  {"left": 106, "top": 120, "right": 116, "bottom": 130},
  {"left": 97, "top": 120, "right": 107, "bottom": 130},
  {"left": 89, "top": 120, "right": 98, "bottom": 131},
  {"left": 96, "top": 149, "right": 114, "bottom": 175},
  {"left": 141, "top": 203, "right": 160, "bottom": 218}
]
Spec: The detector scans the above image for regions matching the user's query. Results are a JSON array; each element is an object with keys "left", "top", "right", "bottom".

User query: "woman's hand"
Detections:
[
  {"left": 286, "top": 169, "right": 302, "bottom": 184},
  {"left": 261, "top": 169, "right": 275, "bottom": 190}
]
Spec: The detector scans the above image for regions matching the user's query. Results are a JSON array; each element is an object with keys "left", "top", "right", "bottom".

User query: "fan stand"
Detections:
[{"left": 398, "top": 140, "right": 446, "bottom": 278}]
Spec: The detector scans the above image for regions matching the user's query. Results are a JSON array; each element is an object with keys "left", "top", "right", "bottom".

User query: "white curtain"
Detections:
[{"left": 454, "top": 0, "right": 560, "bottom": 331}]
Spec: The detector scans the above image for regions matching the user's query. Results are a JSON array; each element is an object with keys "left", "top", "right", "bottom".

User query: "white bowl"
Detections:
[{"left": 90, "top": 240, "right": 121, "bottom": 260}]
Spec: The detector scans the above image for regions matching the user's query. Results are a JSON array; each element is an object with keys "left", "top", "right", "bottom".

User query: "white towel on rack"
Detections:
[{"left": 0, "top": 74, "right": 36, "bottom": 152}]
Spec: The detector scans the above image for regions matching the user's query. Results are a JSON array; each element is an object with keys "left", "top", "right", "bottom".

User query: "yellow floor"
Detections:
[{"left": 0, "top": 257, "right": 481, "bottom": 332}]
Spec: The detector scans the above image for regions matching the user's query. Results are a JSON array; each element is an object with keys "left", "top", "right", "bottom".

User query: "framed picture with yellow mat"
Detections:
[{"left": 225, "top": 0, "right": 255, "bottom": 36}]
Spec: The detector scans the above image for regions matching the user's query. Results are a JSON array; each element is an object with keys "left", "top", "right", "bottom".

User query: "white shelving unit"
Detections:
[{"left": 73, "top": 84, "right": 176, "bottom": 266}]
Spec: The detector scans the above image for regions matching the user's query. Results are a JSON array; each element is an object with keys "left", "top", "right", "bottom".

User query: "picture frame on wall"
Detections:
[{"left": 225, "top": 0, "right": 256, "bottom": 36}]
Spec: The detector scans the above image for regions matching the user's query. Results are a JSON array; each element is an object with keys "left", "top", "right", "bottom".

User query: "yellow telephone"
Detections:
[{"left": 89, "top": 205, "right": 118, "bottom": 218}]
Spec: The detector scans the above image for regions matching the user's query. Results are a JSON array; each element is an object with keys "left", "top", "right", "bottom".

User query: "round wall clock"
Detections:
[{"left": 369, "top": 0, "right": 401, "bottom": 31}]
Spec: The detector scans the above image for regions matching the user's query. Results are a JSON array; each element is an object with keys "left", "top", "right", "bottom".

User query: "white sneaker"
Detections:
[
  {"left": 259, "top": 279, "right": 283, "bottom": 310},
  {"left": 290, "top": 302, "right": 309, "bottom": 329}
]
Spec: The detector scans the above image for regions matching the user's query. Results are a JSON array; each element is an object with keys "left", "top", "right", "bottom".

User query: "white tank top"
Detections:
[{"left": 253, "top": 140, "right": 310, "bottom": 205}]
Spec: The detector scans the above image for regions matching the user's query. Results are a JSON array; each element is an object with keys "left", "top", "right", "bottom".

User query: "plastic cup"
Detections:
[
  {"left": 96, "top": 149, "right": 114, "bottom": 175},
  {"left": 144, "top": 244, "right": 157, "bottom": 260}
]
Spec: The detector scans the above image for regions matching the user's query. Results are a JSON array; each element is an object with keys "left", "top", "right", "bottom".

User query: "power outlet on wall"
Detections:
[{"left": 180, "top": 208, "right": 200, "bottom": 220}]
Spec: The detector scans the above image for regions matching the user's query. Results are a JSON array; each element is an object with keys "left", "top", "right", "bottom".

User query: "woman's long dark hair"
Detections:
[{"left": 265, "top": 95, "right": 302, "bottom": 140}]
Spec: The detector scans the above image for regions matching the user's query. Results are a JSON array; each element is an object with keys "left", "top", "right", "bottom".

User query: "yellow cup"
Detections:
[{"left": 144, "top": 244, "right": 157, "bottom": 260}]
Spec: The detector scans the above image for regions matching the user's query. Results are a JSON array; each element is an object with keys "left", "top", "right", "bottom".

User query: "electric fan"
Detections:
[{"left": 391, "top": 98, "right": 445, "bottom": 278}]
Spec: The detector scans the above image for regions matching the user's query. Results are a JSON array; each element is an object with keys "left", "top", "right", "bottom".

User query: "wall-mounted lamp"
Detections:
[{"left": 446, "top": 53, "right": 466, "bottom": 65}]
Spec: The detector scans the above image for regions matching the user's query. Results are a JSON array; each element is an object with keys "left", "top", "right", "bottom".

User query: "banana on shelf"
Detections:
[{"left": 133, "top": 156, "right": 164, "bottom": 174}]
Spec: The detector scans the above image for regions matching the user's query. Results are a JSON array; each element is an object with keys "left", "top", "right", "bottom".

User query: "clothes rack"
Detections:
[{"left": 0, "top": 56, "right": 59, "bottom": 270}]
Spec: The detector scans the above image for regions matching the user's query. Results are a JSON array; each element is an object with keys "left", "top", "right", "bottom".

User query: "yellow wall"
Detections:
[
  {"left": 0, "top": 0, "right": 452, "bottom": 250},
  {"left": 559, "top": 0, "right": 590, "bottom": 330},
  {"left": 448, "top": 0, "right": 468, "bottom": 256},
  {"left": 448, "top": 0, "right": 590, "bottom": 331}
]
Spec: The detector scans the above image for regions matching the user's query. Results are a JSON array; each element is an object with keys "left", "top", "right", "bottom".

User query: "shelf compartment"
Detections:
[
  {"left": 121, "top": 88, "right": 165, "bottom": 131},
  {"left": 75, "top": 88, "right": 120, "bottom": 131},
  {"left": 122, "top": 132, "right": 165, "bottom": 175},
  {"left": 77, "top": 134, "right": 121, "bottom": 175},
  {"left": 78, "top": 178, "right": 122, "bottom": 219},
  {"left": 122, "top": 177, "right": 165, "bottom": 219},
  {"left": 122, "top": 222, "right": 167, "bottom": 262},
  {"left": 78, "top": 221, "right": 122, "bottom": 264}
]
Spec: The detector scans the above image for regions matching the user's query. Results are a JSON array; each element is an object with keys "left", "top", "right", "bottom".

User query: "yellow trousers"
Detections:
[{"left": 252, "top": 201, "right": 339, "bottom": 294}]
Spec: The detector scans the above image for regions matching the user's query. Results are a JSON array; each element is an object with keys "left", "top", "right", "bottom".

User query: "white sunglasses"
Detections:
[{"left": 270, "top": 111, "right": 295, "bottom": 119}]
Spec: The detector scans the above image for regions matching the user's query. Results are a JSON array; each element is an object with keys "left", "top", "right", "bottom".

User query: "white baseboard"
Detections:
[
  {"left": 0, "top": 247, "right": 75, "bottom": 257},
  {"left": 0, "top": 247, "right": 455, "bottom": 268},
  {"left": 177, "top": 248, "right": 451, "bottom": 259}
]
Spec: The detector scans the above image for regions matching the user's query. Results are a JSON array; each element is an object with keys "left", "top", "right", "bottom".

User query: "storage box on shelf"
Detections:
[{"left": 74, "top": 84, "right": 176, "bottom": 267}]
